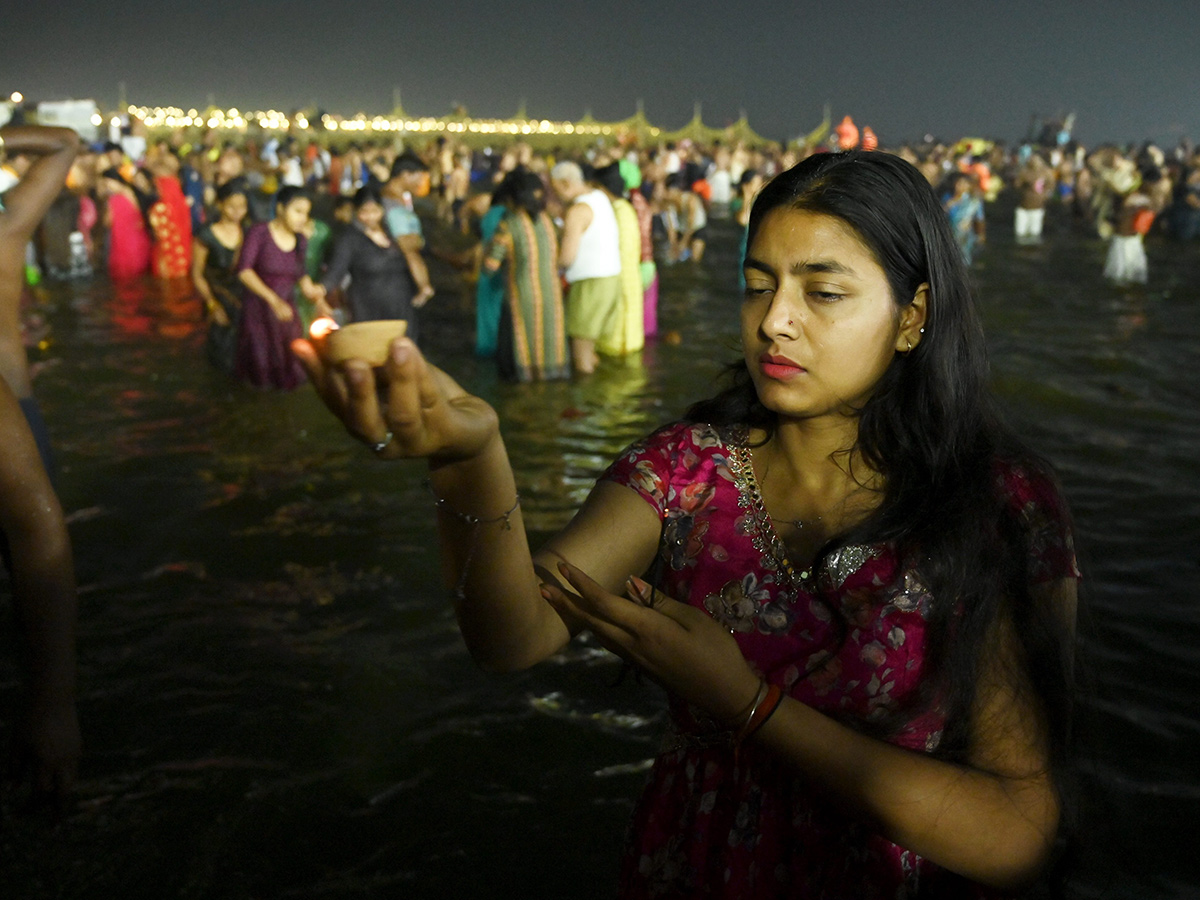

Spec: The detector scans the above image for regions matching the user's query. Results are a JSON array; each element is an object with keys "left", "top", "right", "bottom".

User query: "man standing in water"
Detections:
[
  {"left": 382, "top": 152, "right": 435, "bottom": 309},
  {"left": 0, "top": 123, "right": 81, "bottom": 808},
  {"left": 551, "top": 161, "right": 621, "bottom": 374},
  {"left": 1014, "top": 154, "right": 1054, "bottom": 245}
]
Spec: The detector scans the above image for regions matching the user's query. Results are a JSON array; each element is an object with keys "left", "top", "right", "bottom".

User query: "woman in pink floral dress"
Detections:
[{"left": 294, "top": 151, "right": 1081, "bottom": 899}]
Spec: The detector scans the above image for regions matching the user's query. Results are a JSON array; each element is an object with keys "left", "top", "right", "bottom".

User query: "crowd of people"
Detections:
[
  {"left": 8, "top": 122, "right": 1198, "bottom": 390},
  {"left": 907, "top": 137, "right": 1199, "bottom": 285},
  {"left": 2, "top": 112, "right": 1198, "bottom": 897}
]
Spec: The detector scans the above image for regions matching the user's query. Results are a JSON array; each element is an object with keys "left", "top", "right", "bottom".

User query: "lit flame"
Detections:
[{"left": 309, "top": 317, "right": 339, "bottom": 339}]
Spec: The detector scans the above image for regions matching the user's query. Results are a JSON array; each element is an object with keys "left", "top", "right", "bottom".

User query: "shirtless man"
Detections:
[
  {"left": 663, "top": 173, "right": 708, "bottom": 263},
  {"left": 0, "top": 124, "right": 81, "bottom": 809},
  {"left": 1014, "top": 155, "right": 1054, "bottom": 245},
  {"left": 0, "top": 127, "right": 79, "bottom": 418},
  {"left": 442, "top": 150, "right": 471, "bottom": 228}
]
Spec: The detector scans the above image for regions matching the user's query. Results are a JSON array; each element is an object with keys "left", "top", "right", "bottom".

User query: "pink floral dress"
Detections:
[{"left": 600, "top": 422, "right": 1080, "bottom": 899}]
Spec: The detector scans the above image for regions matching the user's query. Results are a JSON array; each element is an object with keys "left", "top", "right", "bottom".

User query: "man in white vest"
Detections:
[{"left": 551, "top": 161, "right": 621, "bottom": 374}]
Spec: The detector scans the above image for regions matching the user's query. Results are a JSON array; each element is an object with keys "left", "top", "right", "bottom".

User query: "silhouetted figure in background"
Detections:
[{"left": 0, "top": 123, "right": 81, "bottom": 810}]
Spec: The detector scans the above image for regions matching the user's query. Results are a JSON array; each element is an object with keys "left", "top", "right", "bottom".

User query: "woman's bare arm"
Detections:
[
  {"left": 0, "top": 377, "right": 79, "bottom": 802},
  {"left": 0, "top": 126, "right": 80, "bottom": 240},
  {"left": 238, "top": 268, "right": 293, "bottom": 321},
  {"left": 292, "top": 336, "right": 660, "bottom": 672},
  {"left": 545, "top": 570, "right": 1077, "bottom": 890}
]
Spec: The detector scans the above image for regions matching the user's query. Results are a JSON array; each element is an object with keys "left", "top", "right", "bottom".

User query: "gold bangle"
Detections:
[{"left": 732, "top": 682, "right": 783, "bottom": 764}]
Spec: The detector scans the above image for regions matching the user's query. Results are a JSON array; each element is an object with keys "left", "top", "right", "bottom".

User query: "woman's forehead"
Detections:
[{"left": 752, "top": 207, "right": 870, "bottom": 255}]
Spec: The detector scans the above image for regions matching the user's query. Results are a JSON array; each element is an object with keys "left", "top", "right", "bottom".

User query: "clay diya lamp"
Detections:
[{"left": 311, "top": 318, "right": 408, "bottom": 366}]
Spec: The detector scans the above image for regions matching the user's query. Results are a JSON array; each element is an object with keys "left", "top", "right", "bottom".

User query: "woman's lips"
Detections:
[{"left": 759, "top": 354, "right": 805, "bottom": 380}]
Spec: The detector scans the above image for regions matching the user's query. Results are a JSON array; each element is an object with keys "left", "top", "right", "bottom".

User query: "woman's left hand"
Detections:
[
  {"left": 542, "top": 562, "right": 761, "bottom": 724},
  {"left": 312, "top": 297, "right": 335, "bottom": 320}
]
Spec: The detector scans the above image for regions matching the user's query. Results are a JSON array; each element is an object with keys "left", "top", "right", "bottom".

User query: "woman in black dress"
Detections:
[
  {"left": 191, "top": 180, "right": 248, "bottom": 372},
  {"left": 321, "top": 185, "right": 422, "bottom": 343}
]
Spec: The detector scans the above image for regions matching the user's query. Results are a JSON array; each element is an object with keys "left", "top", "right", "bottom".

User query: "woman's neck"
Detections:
[
  {"left": 268, "top": 219, "right": 297, "bottom": 247},
  {"left": 751, "top": 417, "right": 882, "bottom": 519},
  {"left": 357, "top": 221, "right": 390, "bottom": 245}
]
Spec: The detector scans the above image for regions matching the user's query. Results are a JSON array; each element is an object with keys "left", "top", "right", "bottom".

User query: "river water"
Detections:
[{"left": 1, "top": 201, "right": 1196, "bottom": 899}]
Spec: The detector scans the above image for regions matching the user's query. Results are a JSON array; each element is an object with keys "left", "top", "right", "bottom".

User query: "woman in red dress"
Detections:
[
  {"left": 99, "top": 169, "right": 152, "bottom": 281},
  {"left": 144, "top": 154, "right": 193, "bottom": 280}
]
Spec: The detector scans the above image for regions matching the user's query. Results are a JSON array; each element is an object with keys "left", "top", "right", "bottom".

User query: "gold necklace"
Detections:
[
  {"left": 728, "top": 428, "right": 815, "bottom": 585},
  {"left": 770, "top": 512, "right": 822, "bottom": 530},
  {"left": 755, "top": 438, "right": 827, "bottom": 534}
]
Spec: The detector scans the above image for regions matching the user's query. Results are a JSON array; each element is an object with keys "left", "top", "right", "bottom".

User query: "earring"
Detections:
[
  {"left": 919, "top": 327, "right": 925, "bottom": 333},
  {"left": 905, "top": 337, "right": 913, "bottom": 352},
  {"left": 788, "top": 319, "right": 793, "bottom": 325}
]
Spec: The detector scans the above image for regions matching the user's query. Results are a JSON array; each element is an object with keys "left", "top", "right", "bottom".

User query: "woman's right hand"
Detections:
[
  {"left": 207, "top": 301, "right": 231, "bottom": 327},
  {"left": 271, "top": 298, "right": 295, "bottom": 322},
  {"left": 291, "top": 336, "right": 498, "bottom": 464},
  {"left": 412, "top": 286, "right": 435, "bottom": 309}
]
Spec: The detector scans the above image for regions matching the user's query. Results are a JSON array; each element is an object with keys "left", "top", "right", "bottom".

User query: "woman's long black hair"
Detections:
[
  {"left": 274, "top": 184, "right": 311, "bottom": 217},
  {"left": 687, "top": 150, "right": 1079, "bottom": 883},
  {"left": 103, "top": 167, "right": 158, "bottom": 235},
  {"left": 494, "top": 166, "right": 548, "bottom": 218}
]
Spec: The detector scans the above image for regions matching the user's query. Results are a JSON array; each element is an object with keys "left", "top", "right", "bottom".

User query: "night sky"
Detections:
[{"left": 4, "top": 0, "right": 1197, "bottom": 146}]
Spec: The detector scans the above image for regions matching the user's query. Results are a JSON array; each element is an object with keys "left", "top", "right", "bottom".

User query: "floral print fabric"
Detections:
[{"left": 600, "top": 422, "right": 1079, "bottom": 899}]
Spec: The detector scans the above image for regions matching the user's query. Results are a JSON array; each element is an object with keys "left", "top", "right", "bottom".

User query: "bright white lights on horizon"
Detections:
[{"left": 127, "top": 105, "right": 650, "bottom": 138}]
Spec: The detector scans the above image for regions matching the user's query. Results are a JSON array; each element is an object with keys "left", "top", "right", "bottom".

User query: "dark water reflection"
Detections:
[{"left": 1, "top": 205, "right": 1197, "bottom": 898}]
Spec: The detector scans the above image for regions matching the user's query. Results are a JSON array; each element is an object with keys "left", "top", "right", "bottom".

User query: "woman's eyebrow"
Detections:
[
  {"left": 743, "top": 257, "right": 858, "bottom": 277},
  {"left": 791, "top": 259, "right": 857, "bottom": 276},
  {"left": 743, "top": 256, "right": 773, "bottom": 276}
]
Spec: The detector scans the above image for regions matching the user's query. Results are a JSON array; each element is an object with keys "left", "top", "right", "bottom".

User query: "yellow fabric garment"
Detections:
[{"left": 597, "top": 196, "right": 644, "bottom": 356}]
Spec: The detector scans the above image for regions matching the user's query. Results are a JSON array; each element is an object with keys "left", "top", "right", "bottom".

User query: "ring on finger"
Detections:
[{"left": 370, "top": 431, "right": 394, "bottom": 454}]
